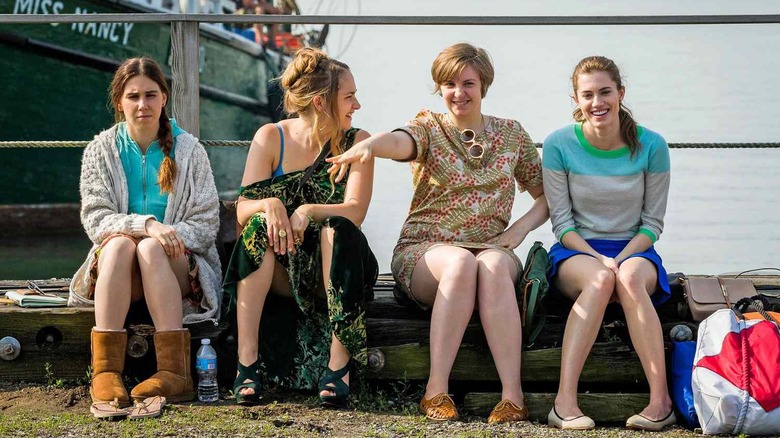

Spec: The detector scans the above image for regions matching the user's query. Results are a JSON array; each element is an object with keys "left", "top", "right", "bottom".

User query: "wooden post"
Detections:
[{"left": 170, "top": 21, "right": 200, "bottom": 137}]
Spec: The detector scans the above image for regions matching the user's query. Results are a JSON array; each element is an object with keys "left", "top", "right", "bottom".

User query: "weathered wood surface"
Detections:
[
  {"left": 464, "top": 392, "right": 651, "bottom": 422},
  {"left": 2, "top": 274, "right": 779, "bottom": 384},
  {"left": 0, "top": 203, "right": 80, "bottom": 237},
  {"left": 367, "top": 342, "right": 646, "bottom": 384},
  {"left": 170, "top": 21, "right": 200, "bottom": 137},
  {"left": 0, "top": 306, "right": 92, "bottom": 380}
]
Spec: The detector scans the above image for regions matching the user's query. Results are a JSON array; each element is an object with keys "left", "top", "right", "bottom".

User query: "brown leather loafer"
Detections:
[
  {"left": 419, "top": 393, "right": 459, "bottom": 421},
  {"left": 487, "top": 399, "right": 528, "bottom": 424}
]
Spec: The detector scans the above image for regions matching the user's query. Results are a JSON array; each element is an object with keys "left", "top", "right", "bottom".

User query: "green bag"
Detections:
[{"left": 519, "top": 241, "right": 551, "bottom": 347}]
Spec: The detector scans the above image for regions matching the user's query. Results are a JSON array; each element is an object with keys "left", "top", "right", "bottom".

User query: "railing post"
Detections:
[{"left": 170, "top": 21, "right": 200, "bottom": 137}]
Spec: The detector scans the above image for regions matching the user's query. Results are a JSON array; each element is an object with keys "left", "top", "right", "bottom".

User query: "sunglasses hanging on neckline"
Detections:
[{"left": 459, "top": 128, "right": 485, "bottom": 160}]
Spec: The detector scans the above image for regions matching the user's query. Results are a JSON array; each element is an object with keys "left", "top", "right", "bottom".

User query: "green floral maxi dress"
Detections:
[{"left": 223, "top": 128, "right": 378, "bottom": 390}]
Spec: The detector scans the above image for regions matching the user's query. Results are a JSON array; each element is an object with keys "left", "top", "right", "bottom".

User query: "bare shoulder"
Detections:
[
  {"left": 354, "top": 129, "right": 371, "bottom": 142},
  {"left": 247, "top": 123, "right": 282, "bottom": 158},
  {"left": 251, "top": 123, "right": 281, "bottom": 147}
]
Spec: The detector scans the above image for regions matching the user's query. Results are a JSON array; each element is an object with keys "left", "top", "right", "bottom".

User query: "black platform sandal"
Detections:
[
  {"left": 233, "top": 360, "right": 262, "bottom": 406},
  {"left": 318, "top": 362, "right": 350, "bottom": 408}
]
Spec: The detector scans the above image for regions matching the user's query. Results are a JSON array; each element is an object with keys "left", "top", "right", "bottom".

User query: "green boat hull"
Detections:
[{"left": 0, "top": 0, "right": 282, "bottom": 204}]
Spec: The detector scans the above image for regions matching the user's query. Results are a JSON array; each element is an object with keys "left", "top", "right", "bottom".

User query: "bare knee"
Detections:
[
  {"left": 476, "top": 256, "right": 515, "bottom": 303},
  {"left": 100, "top": 236, "right": 137, "bottom": 263},
  {"left": 616, "top": 267, "right": 650, "bottom": 301},
  {"left": 97, "top": 237, "right": 137, "bottom": 278},
  {"left": 135, "top": 237, "right": 167, "bottom": 263},
  {"left": 441, "top": 250, "right": 478, "bottom": 283},
  {"left": 477, "top": 255, "right": 513, "bottom": 278},
  {"left": 588, "top": 268, "right": 616, "bottom": 299}
]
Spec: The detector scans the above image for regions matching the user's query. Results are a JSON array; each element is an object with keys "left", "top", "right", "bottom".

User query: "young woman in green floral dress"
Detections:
[
  {"left": 223, "top": 48, "right": 378, "bottom": 407},
  {"left": 329, "top": 43, "right": 548, "bottom": 423}
]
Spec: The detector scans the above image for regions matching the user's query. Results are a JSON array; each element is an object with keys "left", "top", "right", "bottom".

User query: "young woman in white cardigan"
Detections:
[{"left": 69, "top": 57, "right": 221, "bottom": 417}]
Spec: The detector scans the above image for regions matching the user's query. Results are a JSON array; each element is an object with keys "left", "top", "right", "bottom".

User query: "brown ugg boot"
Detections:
[
  {"left": 90, "top": 328, "right": 131, "bottom": 407},
  {"left": 130, "top": 329, "right": 195, "bottom": 402}
]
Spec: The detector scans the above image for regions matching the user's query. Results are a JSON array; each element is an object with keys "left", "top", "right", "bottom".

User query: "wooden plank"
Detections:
[
  {"left": 170, "top": 21, "right": 200, "bottom": 137},
  {"left": 0, "top": 204, "right": 81, "bottom": 237},
  {"left": 0, "top": 279, "right": 70, "bottom": 290},
  {"left": 0, "top": 305, "right": 225, "bottom": 381},
  {"left": 0, "top": 307, "right": 94, "bottom": 380},
  {"left": 367, "top": 342, "right": 646, "bottom": 383},
  {"left": 463, "top": 392, "right": 650, "bottom": 422}
]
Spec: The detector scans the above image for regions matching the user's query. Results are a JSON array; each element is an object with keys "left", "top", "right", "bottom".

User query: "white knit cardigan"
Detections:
[{"left": 69, "top": 124, "right": 223, "bottom": 325}]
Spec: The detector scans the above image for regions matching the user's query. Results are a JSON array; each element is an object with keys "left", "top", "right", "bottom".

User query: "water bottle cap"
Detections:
[{"left": 201, "top": 338, "right": 211, "bottom": 345}]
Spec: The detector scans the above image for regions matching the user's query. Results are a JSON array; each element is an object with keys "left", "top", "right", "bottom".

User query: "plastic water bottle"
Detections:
[{"left": 196, "top": 338, "right": 219, "bottom": 403}]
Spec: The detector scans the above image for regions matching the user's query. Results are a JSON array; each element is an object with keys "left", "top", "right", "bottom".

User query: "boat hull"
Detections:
[{"left": 0, "top": 0, "right": 280, "bottom": 204}]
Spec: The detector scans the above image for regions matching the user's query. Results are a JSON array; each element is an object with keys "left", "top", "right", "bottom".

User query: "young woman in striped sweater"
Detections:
[{"left": 542, "top": 56, "right": 674, "bottom": 432}]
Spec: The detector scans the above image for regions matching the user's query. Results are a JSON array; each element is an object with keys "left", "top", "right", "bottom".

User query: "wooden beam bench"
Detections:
[{"left": 2, "top": 274, "right": 778, "bottom": 421}]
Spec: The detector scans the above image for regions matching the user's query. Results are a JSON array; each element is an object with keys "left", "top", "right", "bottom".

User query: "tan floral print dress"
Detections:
[{"left": 390, "top": 109, "right": 543, "bottom": 308}]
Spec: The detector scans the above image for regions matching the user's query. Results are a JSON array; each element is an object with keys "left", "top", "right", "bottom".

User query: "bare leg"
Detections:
[
  {"left": 235, "top": 249, "right": 291, "bottom": 397},
  {"left": 475, "top": 249, "right": 523, "bottom": 405},
  {"left": 615, "top": 257, "right": 672, "bottom": 420},
  {"left": 554, "top": 255, "right": 615, "bottom": 419},
  {"left": 94, "top": 236, "right": 143, "bottom": 330},
  {"left": 319, "top": 226, "right": 351, "bottom": 397},
  {"left": 136, "top": 238, "right": 191, "bottom": 331},
  {"left": 410, "top": 246, "right": 478, "bottom": 399}
]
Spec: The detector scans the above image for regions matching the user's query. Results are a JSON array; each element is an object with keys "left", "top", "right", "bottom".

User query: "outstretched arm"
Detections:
[
  {"left": 290, "top": 130, "right": 375, "bottom": 244},
  {"left": 326, "top": 130, "right": 416, "bottom": 182}
]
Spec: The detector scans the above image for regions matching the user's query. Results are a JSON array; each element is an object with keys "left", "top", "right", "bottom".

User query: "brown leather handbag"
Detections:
[{"left": 681, "top": 276, "right": 757, "bottom": 322}]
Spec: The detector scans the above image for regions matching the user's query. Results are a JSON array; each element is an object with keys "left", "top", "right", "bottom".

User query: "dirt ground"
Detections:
[{"left": 0, "top": 382, "right": 704, "bottom": 438}]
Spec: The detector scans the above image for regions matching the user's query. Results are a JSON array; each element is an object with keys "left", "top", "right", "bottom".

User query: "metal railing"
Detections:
[
  {"left": 2, "top": 12, "right": 780, "bottom": 146},
  {"left": 2, "top": 140, "right": 779, "bottom": 150},
  {"left": 3, "top": 13, "right": 780, "bottom": 25}
]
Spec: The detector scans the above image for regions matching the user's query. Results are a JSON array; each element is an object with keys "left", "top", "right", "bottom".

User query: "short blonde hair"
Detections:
[{"left": 431, "top": 43, "right": 494, "bottom": 97}]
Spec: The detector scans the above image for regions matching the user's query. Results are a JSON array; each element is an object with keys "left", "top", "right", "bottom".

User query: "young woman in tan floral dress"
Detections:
[
  {"left": 329, "top": 43, "right": 548, "bottom": 423},
  {"left": 223, "top": 48, "right": 378, "bottom": 407}
]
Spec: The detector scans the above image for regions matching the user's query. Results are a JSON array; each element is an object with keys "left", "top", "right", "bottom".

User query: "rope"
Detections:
[
  {"left": 2, "top": 141, "right": 780, "bottom": 149},
  {"left": 0, "top": 140, "right": 252, "bottom": 148}
]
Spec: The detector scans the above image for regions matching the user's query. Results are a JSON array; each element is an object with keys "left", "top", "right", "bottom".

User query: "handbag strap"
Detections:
[
  {"left": 717, "top": 277, "right": 733, "bottom": 308},
  {"left": 299, "top": 140, "right": 332, "bottom": 188}
]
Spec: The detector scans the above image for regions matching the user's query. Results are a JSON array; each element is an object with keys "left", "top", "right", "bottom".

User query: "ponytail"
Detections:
[{"left": 618, "top": 105, "right": 640, "bottom": 158}]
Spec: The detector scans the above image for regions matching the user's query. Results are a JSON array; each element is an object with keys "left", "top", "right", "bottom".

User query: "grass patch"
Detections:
[{"left": 351, "top": 379, "right": 424, "bottom": 415}]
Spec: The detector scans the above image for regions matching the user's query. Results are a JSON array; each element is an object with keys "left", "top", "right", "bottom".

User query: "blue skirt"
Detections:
[{"left": 548, "top": 239, "right": 671, "bottom": 306}]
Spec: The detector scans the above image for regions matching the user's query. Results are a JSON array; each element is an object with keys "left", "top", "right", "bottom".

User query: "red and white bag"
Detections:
[{"left": 692, "top": 303, "right": 780, "bottom": 435}]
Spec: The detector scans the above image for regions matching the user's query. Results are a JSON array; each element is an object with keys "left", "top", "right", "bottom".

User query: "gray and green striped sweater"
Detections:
[{"left": 542, "top": 123, "right": 670, "bottom": 243}]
